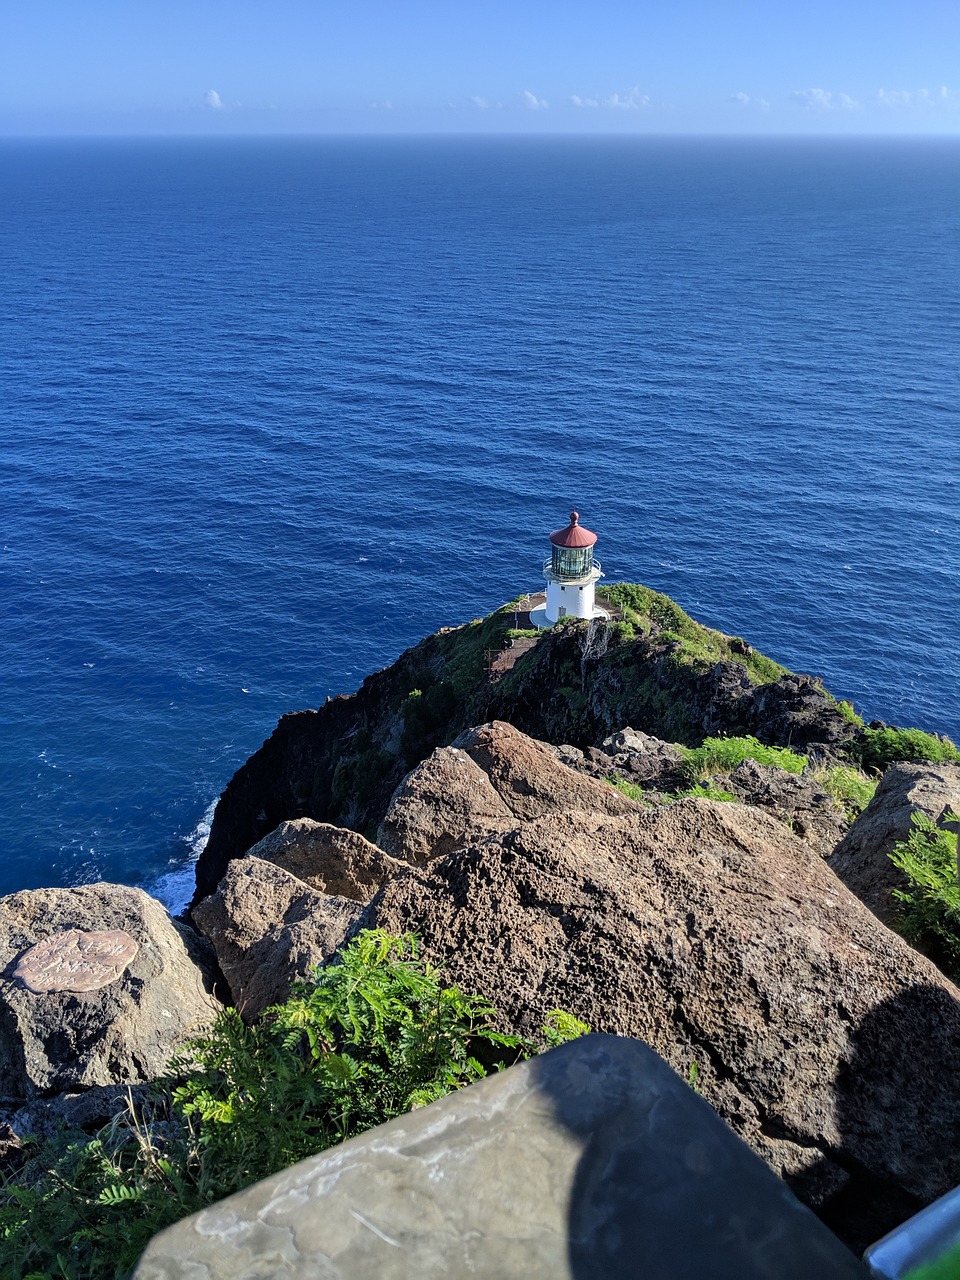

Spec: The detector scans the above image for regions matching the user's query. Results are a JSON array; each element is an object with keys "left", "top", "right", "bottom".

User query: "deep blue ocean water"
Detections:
[{"left": 1, "top": 135, "right": 958, "bottom": 910}]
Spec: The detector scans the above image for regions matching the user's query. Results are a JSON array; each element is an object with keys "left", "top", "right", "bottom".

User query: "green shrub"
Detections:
[
  {"left": 888, "top": 811, "right": 960, "bottom": 982},
  {"left": 851, "top": 726, "right": 960, "bottom": 773},
  {"left": 836, "top": 700, "right": 864, "bottom": 728},
  {"left": 680, "top": 735, "right": 807, "bottom": 782},
  {"left": 0, "top": 931, "right": 588, "bottom": 1280}
]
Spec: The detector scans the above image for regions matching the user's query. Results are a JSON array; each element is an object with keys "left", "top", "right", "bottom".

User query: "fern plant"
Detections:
[
  {"left": 889, "top": 811, "right": 960, "bottom": 982},
  {"left": 0, "top": 930, "right": 587, "bottom": 1280}
]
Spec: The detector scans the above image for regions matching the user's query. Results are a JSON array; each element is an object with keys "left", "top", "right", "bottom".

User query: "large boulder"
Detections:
[
  {"left": 829, "top": 763, "right": 960, "bottom": 923},
  {"left": 377, "top": 747, "right": 515, "bottom": 863},
  {"left": 361, "top": 794, "right": 960, "bottom": 1248},
  {"left": 0, "top": 883, "right": 219, "bottom": 1100},
  {"left": 134, "top": 1036, "right": 866, "bottom": 1280},
  {"left": 378, "top": 721, "right": 639, "bottom": 863},
  {"left": 192, "top": 857, "right": 364, "bottom": 1020},
  {"left": 246, "top": 818, "right": 405, "bottom": 892}
]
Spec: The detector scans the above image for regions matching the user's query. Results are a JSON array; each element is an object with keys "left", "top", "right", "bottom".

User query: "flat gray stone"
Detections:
[
  {"left": 13, "top": 928, "right": 139, "bottom": 993},
  {"left": 133, "top": 1035, "right": 866, "bottom": 1279}
]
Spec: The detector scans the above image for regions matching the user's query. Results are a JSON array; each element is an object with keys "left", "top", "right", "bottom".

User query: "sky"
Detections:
[{"left": 1, "top": 0, "right": 958, "bottom": 136}]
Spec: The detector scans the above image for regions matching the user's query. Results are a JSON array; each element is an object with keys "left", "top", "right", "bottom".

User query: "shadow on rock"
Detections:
[{"left": 813, "top": 982, "right": 960, "bottom": 1256}]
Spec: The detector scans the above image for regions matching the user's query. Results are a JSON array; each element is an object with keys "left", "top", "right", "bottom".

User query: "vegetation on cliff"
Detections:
[
  {"left": 194, "top": 583, "right": 960, "bottom": 906},
  {"left": 0, "top": 930, "right": 585, "bottom": 1280},
  {"left": 888, "top": 811, "right": 960, "bottom": 983}
]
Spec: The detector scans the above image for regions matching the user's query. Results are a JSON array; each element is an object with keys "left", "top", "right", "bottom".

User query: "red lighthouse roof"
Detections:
[{"left": 549, "top": 510, "right": 598, "bottom": 548}]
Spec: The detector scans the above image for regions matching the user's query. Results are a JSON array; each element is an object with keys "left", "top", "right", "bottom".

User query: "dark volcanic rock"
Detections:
[
  {"left": 0, "top": 884, "right": 219, "bottom": 1100},
  {"left": 725, "top": 759, "right": 848, "bottom": 857},
  {"left": 829, "top": 762, "right": 960, "bottom": 924},
  {"left": 361, "top": 794, "right": 960, "bottom": 1245}
]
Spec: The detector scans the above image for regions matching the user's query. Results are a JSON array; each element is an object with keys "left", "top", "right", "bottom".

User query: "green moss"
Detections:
[
  {"left": 602, "top": 583, "right": 788, "bottom": 687},
  {"left": 836, "top": 699, "right": 865, "bottom": 728}
]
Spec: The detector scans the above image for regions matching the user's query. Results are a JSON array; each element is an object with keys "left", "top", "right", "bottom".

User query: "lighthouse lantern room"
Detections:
[{"left": 532, "top": 510, "right": 608, "bottom": 628}]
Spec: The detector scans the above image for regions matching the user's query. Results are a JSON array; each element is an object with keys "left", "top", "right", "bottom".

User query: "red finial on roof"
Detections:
[{"left": 550, "top": 510, "right": 598, "bottom": 548}]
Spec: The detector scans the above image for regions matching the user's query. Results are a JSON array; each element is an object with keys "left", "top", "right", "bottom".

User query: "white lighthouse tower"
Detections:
[{"left": 531, "top": 510, "right": 607, "bottom": 628}]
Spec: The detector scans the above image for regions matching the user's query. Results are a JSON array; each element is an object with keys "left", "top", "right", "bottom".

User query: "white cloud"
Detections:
[
  {"left": 521, "top": 90, "right": 548, "bottom": 110},
  {"left": 204, "top": 89, "right": 224, "bottom": 111},
  {"left": 571, "top": 85, "right": 649, "bottom": 110},
  {"left": 879, "top": 86, "right": 960, "bottom": 107},
  {"left": 732, "top": 91, "right": 770, "bottom": 110},
  {"left": 791, "top": 88, "right": 858, "bottom": 110},
  {"left": 470, "top": 96, "right": 489, "bottom": 109}
]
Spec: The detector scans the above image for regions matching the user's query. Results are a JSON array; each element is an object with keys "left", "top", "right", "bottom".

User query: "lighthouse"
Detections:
[{"left": 532, "top": 510, "right": 607, "bottom": 628}]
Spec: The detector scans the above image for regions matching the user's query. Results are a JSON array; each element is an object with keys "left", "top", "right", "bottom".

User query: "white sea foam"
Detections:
[{"left": 148, "top": 799, "right": 216, "bottom": 916}]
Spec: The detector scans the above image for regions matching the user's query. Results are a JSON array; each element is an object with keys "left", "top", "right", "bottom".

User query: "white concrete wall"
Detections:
[{"left": 545, "top": 579, "right": 596, "bottom": 623}]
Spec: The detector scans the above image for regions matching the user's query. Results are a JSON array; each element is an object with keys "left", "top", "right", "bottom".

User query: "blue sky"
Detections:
[{"left": 2, "top": 0, "right": 958, "bottom": 135}]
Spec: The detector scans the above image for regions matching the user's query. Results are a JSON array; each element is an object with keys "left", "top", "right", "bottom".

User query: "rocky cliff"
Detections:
[{"left": 194, "top": 586, "right": 859, "bottom": 903}]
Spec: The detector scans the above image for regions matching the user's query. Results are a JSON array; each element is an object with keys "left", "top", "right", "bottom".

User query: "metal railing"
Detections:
[{"left": 542, "top": 558, "right": 603, "bottom": 583}]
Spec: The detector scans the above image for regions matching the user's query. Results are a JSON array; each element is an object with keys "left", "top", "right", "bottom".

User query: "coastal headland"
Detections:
[{"left": 3, "top": 584, "right": 960, "bottom": 1275}]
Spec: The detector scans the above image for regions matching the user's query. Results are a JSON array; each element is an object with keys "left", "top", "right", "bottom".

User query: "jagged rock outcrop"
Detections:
[
  {"left": 829, "top": 762, "right": 960, "bottom": 923},
  {"left": 378, "top": 746, "right": 516, "bottom": 864},
  {"left": 246, "top": 818, "right": 404, "bottom": 894},
  {"left": 193, "top": 857, "right": 366, "bottom": 1020},
  {"left": 725, "top": 758, "right": 847, "bottom": 857},
  {"left": 597, "top": 726, "right": 687, "bottom": 782},
  {"left": 356, "top": 789, "right": 960, "bottom": 1246},
  {"left": 0, "top": 884, "right": 219, "bottom": 1100},
  {"left": 194, "top": 598, "right": 857, "bottom": 905},
  {"left": 379, "top": 722, "right": 640, "bottom": 863}
]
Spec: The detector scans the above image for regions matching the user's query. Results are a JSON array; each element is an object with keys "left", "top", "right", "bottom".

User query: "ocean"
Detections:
[{"left": 1, "top": 135, "right": 958, "bottom": 909}]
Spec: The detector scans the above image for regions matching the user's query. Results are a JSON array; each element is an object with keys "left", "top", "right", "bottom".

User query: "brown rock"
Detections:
[
  {"left": 0, "top": 883, "right": 219, "bottom": 1100},
  {"left": 379, "top": 721, "right": 639, "bottom": 863},
  {"left": 829, "top": 763, "right": 960, "bottom": 923},
  {"left": 247, "top": 818, "right": 404, "bottom": 895},
  {"left": 192, "top": 857, "right": 362, "bottom": 1020},
  {"left": 452, "top": 721, "right": 640, "bottom": 822},
  {"left": 378, "top": 747, "right": 515, "bottom": 863},
  {"left": 362, "top": 795, "right": 960, "bottom": 1245}
]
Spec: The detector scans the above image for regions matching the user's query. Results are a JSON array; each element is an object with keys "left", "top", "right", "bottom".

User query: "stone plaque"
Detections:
[{"left": 13, "top": 929, "right": 139, "bottom": 994}]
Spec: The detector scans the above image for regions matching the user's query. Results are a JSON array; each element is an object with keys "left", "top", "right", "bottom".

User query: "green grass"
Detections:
[
  {"left": 888, "top": 811, "right": 960, "bottom": 983},
  {"left": 606, "top": 776, "right": 736, "bottom": 806},
  {"left": 679, "top": 735, "right": 807, "bottom": 782},
  {"left": 602, "top": 583, "right": 789, "bottom": 687},
  {"left": 810, "top": 764, "right": 878, "bottom": 821},
  {"left": 850, "top": 726, "right": 960, "bottom": 774},
  {"left": 0, "top": 931, "right": 588, "bottom": 1280}
]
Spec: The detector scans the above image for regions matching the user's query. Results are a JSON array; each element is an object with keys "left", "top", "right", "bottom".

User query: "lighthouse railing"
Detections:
[{"left": 542, "top": 557, "right": 602, "bottom": 583}]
